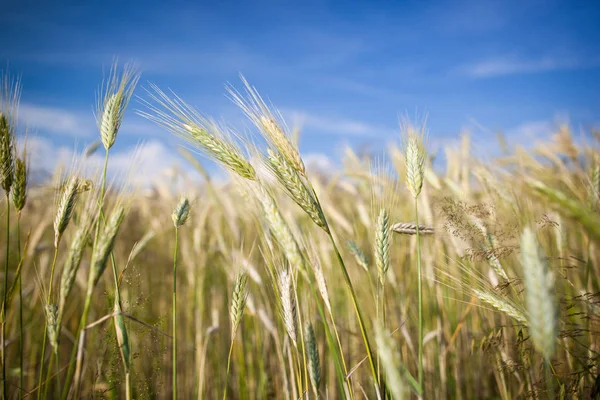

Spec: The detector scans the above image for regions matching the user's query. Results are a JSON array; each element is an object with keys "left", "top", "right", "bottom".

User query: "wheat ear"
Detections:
[
  {"left": 521, "top": 227, "right": 557, "bottom": 361},
  {"left": 305, "top": 323, "right": 321, "bottom": 398}
]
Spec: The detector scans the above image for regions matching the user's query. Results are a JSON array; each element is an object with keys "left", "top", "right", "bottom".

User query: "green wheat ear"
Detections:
[
  {"left": 305, "top": 323, "right": 321, "bottom": 398},
  {"left": 230, "top": 273, "right": 248, "bottom": 339},
  {"left": 172, "top": 197, "right": 191, "bottom": 227}
]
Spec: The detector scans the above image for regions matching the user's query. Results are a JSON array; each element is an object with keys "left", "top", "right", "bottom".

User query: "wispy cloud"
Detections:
[
  {"left": 25, "top": 136, "right": 196, "bottom": 187},
  {"left": 19, "top": 103, "right": 96, "bottom": 137},
  {"left": 287, "top": 110, "right": 393, "bottom": 137},
  {"left": 461, "top": 56, "right": 600, "bottom": 78},
  {"left": 504, "top": 120, "right": 555, "bottom": 142}
]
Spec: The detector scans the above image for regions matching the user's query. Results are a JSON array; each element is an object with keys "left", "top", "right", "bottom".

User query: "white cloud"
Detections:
[
  {"left": 287, "top": 110, "right": 392, "bottom": 137},
  {"left": 302, "top": 152, "right": 336, "bottom": 172},
  {"left": 504, "top": 120, "right": 554, "bottom": 142},
  {"left": 461, "top": 56, "right": 600, "bottom": 78},
  {"left": 18, "top": 103, "right": 96, "bottom": 137},
  {"left": 25, "top": 136, "right": 197, "bottom": 188}
]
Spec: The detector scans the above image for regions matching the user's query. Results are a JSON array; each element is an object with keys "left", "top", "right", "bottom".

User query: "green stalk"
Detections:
[
  {"left": 37, "top": 246, "right": 59, "bottom": 400},
  {"left": 17, "top": 213, "right": 22, "bottom": 397},
  {"left": 2, "top": 193, "right": 9, "bottom": 400},
  {"left": 62, "top": 150, "right": 109, "bottom": 399},
  {"left": 173, "top": 227, "right": 179, "bottom": 400},
  {"left": 545, "top": 360, "right": 555, "bottom": 399},
  {"left": 223, "top": 338, "right": 235, "bottom": 400},
  {"left": 66, "top": 289, "right": 92, "bottom": 399},
  {"left": 328, "top": 235, "right": 379, "bottom": 390},
  {"left": 415, "top": 197, "right": 423, "bottom": 394}
]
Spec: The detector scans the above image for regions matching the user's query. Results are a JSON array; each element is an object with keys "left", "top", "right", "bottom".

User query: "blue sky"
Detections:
[{"left": 2, "top": 0, "right": 599, "bottom": 181}]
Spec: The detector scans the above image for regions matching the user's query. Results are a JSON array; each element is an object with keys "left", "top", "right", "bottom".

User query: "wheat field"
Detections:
[{"left": 1, "top": 65, "right": 599, "bottom": 400}]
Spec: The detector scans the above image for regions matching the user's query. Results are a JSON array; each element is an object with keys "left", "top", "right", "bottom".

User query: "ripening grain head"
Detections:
[
  {"left": 89, "top": 205, "right": 126, "bottom": 290},
  {"left": 265, "top": 148, "right": 328, "bottom": 231},
  {"left": 227, "top": 76, "right": 305, "bottom": 175},
  {"left": 54, "top": 176, "right": 81, "bottom": 248},
  {"left": 401, "top": 120, "right": 427, "bottom": 199},
  {"left": 0, "top": 113, "right": 15, "bottom": 194},
  {"left": 97, "top": 62, "right": 139, "bottom": 150},
  {"left": 0, "top": 72, "right": 20, "bottom": 195},
  {"left": 521, "top": 226, "right": 557, "bottom": 361},
  {"left": 230, "top": 273, "right": 249, "bottom": 339},
  {"left": 141, "top": 85, "right": 257, "bottom": 181},
  {"left": 12, "top": 145, "right": 28, "bottom": 212},
  {"left": 279, "top": 268, "right": 298, "bottom": 347},
  {"left": 375, "top": 208, "right": 391, "bottom": 285},
  {"left": 305, "top": 323, "right": 321, "bottom": 397},
  {"left": 172, "top": 197, "right": 191, "bottom": 227}
]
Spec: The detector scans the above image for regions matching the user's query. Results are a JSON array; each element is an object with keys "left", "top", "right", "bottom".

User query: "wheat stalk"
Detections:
[
  {"left": 375, "top": 324, "right": 408, "bottom": 400},
  {"left": 402, "top": 119, "right": 428, "bottom": 392}
]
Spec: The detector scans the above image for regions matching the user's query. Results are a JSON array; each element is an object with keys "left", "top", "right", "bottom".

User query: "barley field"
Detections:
[{"left": 1, "top": 65, "right": 599, "bottom": 400}]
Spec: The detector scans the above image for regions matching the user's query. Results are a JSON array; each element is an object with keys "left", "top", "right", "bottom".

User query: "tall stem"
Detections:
[
  {"left": 415, "top": 197, "right": 423, "bottom": 394},
  {"left": 37, "top": 246, "right": 59, "bottom": 400},
  {"left": 328, "top": 234, "right": 379, "bottom": 390},
  {"left": 65, "top": 289, "right": 92, "bottom": 400},
  {"left": 223, "top": 339, "right": 235, "bottom": 400},
  {"left": 62, "top": 151, "right": 109, "bottom": 399},
  {"left": 172, "top": 227, "right": 179, "bottom": 400},
  {"left": 17, "top": 214, "right": 22, "bottom": 397},
  {"left": 2, "top": 194, "right": 9, "bottom": 400}
]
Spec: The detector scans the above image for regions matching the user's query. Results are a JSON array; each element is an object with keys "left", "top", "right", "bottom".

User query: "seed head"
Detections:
[
  {"left": 45, "top": 304, "right": 59, "bottom": 353},
  {"left": 97, "top": 63, "right": 139, "bottom": 151},
  {"left": 348, "top": 240, "right": 369, "bottom": 272},
  {"left": 403, "top": 123, "right": 427, "bottom": 199},
  {"left": 279, "top": 268, "right": 297, "bottom": 347},
  {"left": 266, "top": 149, "right": 327, "bottom": 231},
  {"left": 89, "top": 206, "right": 125, "bottom": 289},
  {"left": 230, "top": 273, "right": 248, "bottom": 339},
  {"left": 0, "top": 113, "right": 15, "bottom": 194},
  {"left": 305, "top": 323, "right": 321, "bottom": 397},
  {"left": 113, "top": 301, "right": 131, "bottom": 372},
  {"left": 391, "top": 222, "right": 434, "bottom": 236},
  {"left": 172, "top": 197, "right": 191, "bottom": 227},
  {"left": 521, "top": 227, "right": 557, "bottom": 361},
  {"left": 59, "top": 213, "right": 94, "bottom": 321},
  {"left": 375, "top": 209, "right": 391, "bottom": 285},
  {"left": 253, "top": 183, "right": 305, "bottom": 272},
  {"left": 12, "top": 154, "right": 27, "bottom": 212},
  {"left": 54, "top": 176, "right": 80, "bottom": 247},
  {"left": 140, "top": 85, "right": 257, "bottom": 181}
]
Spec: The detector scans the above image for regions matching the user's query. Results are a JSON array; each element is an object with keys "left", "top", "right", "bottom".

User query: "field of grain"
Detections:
[{"left": 1, "top": 66, "right": 599, "bottom": 399}]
